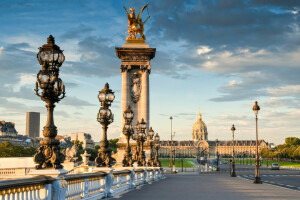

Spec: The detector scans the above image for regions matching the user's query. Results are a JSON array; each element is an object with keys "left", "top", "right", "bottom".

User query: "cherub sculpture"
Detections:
[{"left": 123, "top": 4, "right": 150, "bottom": 40}]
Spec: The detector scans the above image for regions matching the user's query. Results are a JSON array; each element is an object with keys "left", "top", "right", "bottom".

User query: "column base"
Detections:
[{"left": 253, "top": 176, "right": 262, "bottom": 184}]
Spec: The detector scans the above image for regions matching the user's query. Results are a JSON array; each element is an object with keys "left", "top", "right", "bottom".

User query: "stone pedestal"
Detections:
[
  {"left": 115, "top": 42, "right": 156, "bottom": 166},
  {"left": 29, "top": 169, "right": 68, "bottom": 200}
]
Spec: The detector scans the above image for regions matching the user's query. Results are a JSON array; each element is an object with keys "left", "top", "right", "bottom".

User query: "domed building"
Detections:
[
  {"left": 158, "top": 112, "right": 270, "bottom": 158},
  {"left": 192, "top": 112, "right": 208, "bottom": 141}
]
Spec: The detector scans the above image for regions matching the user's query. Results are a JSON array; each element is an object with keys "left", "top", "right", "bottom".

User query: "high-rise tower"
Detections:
[{"left": 26, "top": 112, "right": 40, "bottom": 138}]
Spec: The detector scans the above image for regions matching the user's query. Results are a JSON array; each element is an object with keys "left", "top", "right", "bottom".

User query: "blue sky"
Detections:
[{"left": 1, "top": 0, "right": 300, "bottom": 144}]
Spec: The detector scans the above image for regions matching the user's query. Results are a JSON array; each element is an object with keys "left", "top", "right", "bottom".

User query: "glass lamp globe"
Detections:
[
  {"left": 37, "top": 35, "right": 65, "bottom": 68},
  {"left": 253, "top": 101, "right": 260, "bottom": 116},
  {"left": 148, "top": 127, "right": 154, "bottom": 138},
  {"left": 140, "top": 118, "right": 147, "bottom": 130},
  {"left": 98, "top": 92, "right": 106, "bottom": 102}
]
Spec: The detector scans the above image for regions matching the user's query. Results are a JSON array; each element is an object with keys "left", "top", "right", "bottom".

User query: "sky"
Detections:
[{"left": 0, "top": 0, "right": 300, "bottom": 145}]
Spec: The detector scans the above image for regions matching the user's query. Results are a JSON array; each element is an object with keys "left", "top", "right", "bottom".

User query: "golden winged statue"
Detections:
[{"left": 123, "top": 4, "right": 150, "bottom": 41}]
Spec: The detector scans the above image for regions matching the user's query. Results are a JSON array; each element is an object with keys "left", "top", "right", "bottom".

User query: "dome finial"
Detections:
[{"left": 198, "top": 109, "right": 202, "bottom": 121}]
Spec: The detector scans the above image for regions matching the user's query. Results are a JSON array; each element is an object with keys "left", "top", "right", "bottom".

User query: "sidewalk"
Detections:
[{"left": 113, "top": 173, "right": 299, "bottom": 200}]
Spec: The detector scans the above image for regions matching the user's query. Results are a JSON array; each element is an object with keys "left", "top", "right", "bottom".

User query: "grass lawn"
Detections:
[{"left": 159, "top": 158, "right": 196, "bottom": 168}]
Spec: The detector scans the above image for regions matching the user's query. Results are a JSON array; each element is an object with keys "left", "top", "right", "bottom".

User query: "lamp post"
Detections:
[
  {"left": 95, "top": 83, "right": 115, "bottom": 167},
  {"left": 215, "top": 139, "right": 220, "bottom": 171},
  {"left": 136, "top": 118, "right": 147, "bottom": 166},
  {"left": 253, "top": 101, "right": 262, "bottom": 184},
  {"left": 122, "top": 106, "right": 134, "bottom": 167},
  {"left": 154, "top": 133, "right": 161, "bottom": 167},
  {"left": 33, "top": 35, "right": 66, "bottom": 169},
  {"left": 147, "top": 127, "right": 155, "bottom": 166},
  {"left": 231, "top": 124, "right": 236, "bottom": 177},
  {"left": 170, "top": 116, "right": 173, "bottom": 172}
]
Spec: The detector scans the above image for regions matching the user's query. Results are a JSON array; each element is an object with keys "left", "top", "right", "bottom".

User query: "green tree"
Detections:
[
  {"left": 0, "top": 142, "right": 37, "bottom": 157},
  {"left": 285, "top": 137, "right": 300, "bottom": 146},
  {"left": 109, "top": 138, "right": 119, "bottom": 153}
]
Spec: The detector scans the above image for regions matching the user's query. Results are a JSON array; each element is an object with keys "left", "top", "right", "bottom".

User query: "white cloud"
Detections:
[
  {"left": 197, "top": 46, "right": 212, "bottom": 55},
  {"left": 267, "top": 85, "right": 300, "bottom": 97},
  {"left": 5, "top": 73, "right": 36, "bottom": 92}
]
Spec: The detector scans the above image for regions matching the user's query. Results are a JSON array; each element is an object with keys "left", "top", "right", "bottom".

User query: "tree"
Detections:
[
  {"left": 71, "top": 140, "right": 83, "bottom": 150},
  {"left": 109, "top": 139, "right": 119, "bottom": 153},
  {"left": 285, "top": 137, "right": 300, "bottom": 146},
  {"left": 0, "top": 142, "right": 37, "bottom": 157}
]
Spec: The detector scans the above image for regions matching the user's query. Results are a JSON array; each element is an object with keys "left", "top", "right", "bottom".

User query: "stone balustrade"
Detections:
[{"left": 0, "top": 167, "right": 163, "bottom": 200}]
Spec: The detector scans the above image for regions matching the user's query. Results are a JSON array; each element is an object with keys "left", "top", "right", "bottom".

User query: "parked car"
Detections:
[{"left": 271, "top": 163, "right": 280, "bottom": 170}]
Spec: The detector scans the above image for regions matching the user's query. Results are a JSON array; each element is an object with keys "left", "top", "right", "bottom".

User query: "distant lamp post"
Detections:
[
  {"left": 95, "top": 83, "right": 115, "bottom": 167},
  {"left": 215, "top": 139, "right": 220, "bottom": 171},
  {"left": 170, "top": 116, "right": 175, "bottom": 173},
  {"left": 122, "top": 106, "right": 134, "bottom": 167},
  {"left": 136, "top": 118, "right": 147, "bottom": 166},
  {"left": 231, "top": 124, "right": 236, "bottom": 177},
  {"left": 154, "top": 133, "right": 161, "bottom": 167},
  {"left": 147, "top": 127, "right": 155, "bottom": 166},
  {"left": 33, "top": 35, "right": 66, "bottom": 169},
  {"left": 253, "top": 101, "right": 262, "bottom": 184}
]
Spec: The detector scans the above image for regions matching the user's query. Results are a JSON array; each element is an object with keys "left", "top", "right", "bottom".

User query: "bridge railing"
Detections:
[
  {"left": 0, "top": 176, "right": 53, "bottom": 200},
  {"left": 0, "top": 167, "right": 163, "bottom": 200}
]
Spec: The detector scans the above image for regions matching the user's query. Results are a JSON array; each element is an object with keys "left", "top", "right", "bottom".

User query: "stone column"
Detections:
[
  {"left": 140, "top": 69, "right": 149, "bottom": 133},
  {"left": 120, "top": 68, "right": 129, "bottom": 143},
  {"left": 115, "top": 44, "right": 156, "bottom": 166}
]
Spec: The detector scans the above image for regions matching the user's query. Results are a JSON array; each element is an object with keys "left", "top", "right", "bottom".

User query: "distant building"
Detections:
[
  {"left": 56, "top": 135, "right": 73, "bottom": 148},
  {"left": 0, "top": 121, "right": 18, "bottom": 137},
  {"left": 71, "top": 132, "right": 95, "bottom": 149},
  {"left": 159, "top": 112, "right": 270, "bottom": 158},
  {"left": 26, "top": 112, "right": 40, "bottom": 138},
  {"left": 0, "top": 121, "right": 39, "bottom": 147}
]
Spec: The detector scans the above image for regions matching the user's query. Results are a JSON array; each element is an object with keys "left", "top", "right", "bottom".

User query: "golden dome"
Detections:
[{"left": 192, "top": 111, "right": 208, "bottom": 141}]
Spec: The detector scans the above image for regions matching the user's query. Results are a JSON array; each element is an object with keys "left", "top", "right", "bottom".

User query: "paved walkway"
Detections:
[{"left": 112, "top": 173, "right": 300, "bottom": 200}]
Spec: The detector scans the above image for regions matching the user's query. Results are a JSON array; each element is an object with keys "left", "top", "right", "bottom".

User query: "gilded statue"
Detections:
[{"left": 123, "top": 4, "right": 150, "bottom": 41}]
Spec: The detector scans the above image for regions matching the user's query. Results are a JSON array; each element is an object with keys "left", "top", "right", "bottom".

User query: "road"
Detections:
[
  {"left": 112, "top": 163, "right": 300, "bottom": 199},
  {"left": 227, "top": 163, "right": 300, "bottom": 192}
]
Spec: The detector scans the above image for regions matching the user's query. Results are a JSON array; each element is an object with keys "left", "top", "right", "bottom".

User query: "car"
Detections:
[{"left": 271, "top": 163, "right": 280, "bottom": 170}]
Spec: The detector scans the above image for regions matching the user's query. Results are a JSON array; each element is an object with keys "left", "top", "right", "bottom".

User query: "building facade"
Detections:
[
  {"left": 0, "top": 121, "right": 18, "bottom": 137},
  {"left": 71, "top": 132, "right": 95, "bottom": 149},
  {"left": 26, "top": 112, "right": 40, "bottom": 138},
  {"left": 159, "top": 112, "right": 269, "bottom": 158}
]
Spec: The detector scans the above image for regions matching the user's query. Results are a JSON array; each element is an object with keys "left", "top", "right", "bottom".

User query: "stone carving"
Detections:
[
  {"left": 62, "top": 145, "right": 79, "bottom": 162},
  {"left": 122, "top": 55, "right": 150, "bottom": 61},
  {"left": 131, "top": 73, "right": 141, "bottom": 103}
]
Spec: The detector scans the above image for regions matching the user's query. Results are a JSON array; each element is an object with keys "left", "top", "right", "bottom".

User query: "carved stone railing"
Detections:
[
  {"left": 0, "top": 176, "right": 53, "bottom": 200},
  {"left": 0, "top": 167, "right": 163, "bottom": 200},
  {"left": 0, "top": 168, "right": 33, "bottom": 177}
]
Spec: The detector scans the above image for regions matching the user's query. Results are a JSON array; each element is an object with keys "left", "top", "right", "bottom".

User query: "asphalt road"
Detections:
[
  {"left": 228, "top": 163, "right": 300, "bottom": 192},
  {"left": 112, "top": 163, "right": 300, "bottom": 200}
]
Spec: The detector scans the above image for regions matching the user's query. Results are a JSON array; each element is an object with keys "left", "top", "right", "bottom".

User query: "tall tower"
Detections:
[{"left": 26, "top": 112, "right": 40, "bottom": 138}]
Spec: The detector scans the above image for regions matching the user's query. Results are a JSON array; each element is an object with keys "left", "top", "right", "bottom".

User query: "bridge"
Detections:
[{"left": 1, "top": 163, "right": 300, "bottom": 200}]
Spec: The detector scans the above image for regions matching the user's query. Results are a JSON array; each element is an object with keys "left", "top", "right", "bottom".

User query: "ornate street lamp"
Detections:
[
  {"left": 215, "top": 139, "right": 220, "bottom": 171},
  {"left": 154, "top": 133, "right": 161, "bottom": 167},
  {"left": 122, "top": 106, "right": 134, "bottom": 167},
  {"left": 136, "top": 118, "right": 147, "bottom": 166},
  {"left": 147, "top": 127, "right": 155, "bottom": 166},
  {"left": 253, "top": 101, "right": 262, "bottom": 184},
  {"left": 95, "top": 83, "right": 115, "bottom": 167},
  {"left": 231, "top": 124, "right": 236, "bottom": 177},
  {"left": 132, "top": 131, "right": 139, "bottom": 162},
  {"left": 33, "top": 35, "right": 65, "bottom": 169}
]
